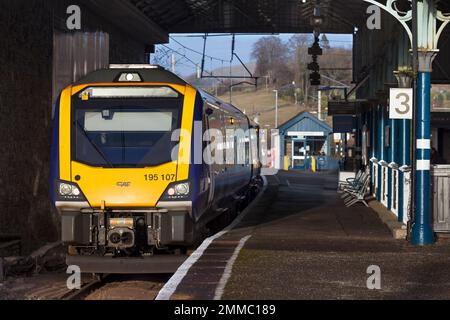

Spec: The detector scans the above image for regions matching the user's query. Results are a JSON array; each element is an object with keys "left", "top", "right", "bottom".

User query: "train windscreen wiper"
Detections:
[{"left": 75, "top": 121, "right": 114, "bottom": 168}]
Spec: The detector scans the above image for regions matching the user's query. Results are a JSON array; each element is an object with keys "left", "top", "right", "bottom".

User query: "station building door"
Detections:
[{"left": 292, "top": 139, "right": 308, "bottom": 170}]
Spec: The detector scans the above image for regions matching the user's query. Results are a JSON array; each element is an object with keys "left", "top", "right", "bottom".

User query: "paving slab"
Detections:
[{"left": 222, "top": 171, "right": 450, "bottom": 300}]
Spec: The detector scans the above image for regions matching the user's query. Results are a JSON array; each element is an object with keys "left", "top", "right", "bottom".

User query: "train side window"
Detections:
[
  {"left": 236, "top": 116, "right": 249, "bottom": 166},
  {"left": 233, "top": 135, "right": 240, "bottom": 165},
  {"left": 223, "top": 111, "right": 235, "bottom": 166},
  {"left": 234, "top": 118, "right": 243, "bottom": 166},
  {"left": 221, "top": 110, "right": 228, "bottom": 166}
]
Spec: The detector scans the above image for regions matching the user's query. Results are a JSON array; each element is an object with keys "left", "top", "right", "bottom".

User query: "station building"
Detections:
[{"left": 273, "top": 112, "right": 333, "bottom": 171}]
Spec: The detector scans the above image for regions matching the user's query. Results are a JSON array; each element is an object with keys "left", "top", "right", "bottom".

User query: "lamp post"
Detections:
[
  {"left": 273, "top": 89, "right": 278, "bottom": 128},
  {"left": 318, "top": 90, "right": 322, "bottom": 120}
]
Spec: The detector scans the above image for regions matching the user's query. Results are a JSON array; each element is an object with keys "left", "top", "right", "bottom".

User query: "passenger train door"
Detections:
[
  {"left": 204, "top": 103, "right": 228, "bottom": 204},
  {"left": 203, "top": 105, "right": 216, "bottom": 207}
]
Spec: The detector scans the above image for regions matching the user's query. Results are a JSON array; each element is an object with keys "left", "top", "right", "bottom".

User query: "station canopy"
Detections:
[
  {"left": 122, "top": 0, "right": 450, "bottom": 83},
  {"left": 129, "top": 0, "right": 371, "bottom": 34}
]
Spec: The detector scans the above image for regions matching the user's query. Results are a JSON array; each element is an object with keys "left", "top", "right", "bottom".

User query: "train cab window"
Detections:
[{"left": 73, "top": 97, "right": 182, "bottom": 168}]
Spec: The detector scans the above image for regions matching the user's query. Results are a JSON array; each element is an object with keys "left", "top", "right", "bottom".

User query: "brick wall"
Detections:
[
  {"left": 0, "top": 0, "right": 155, "bottom": 253},
  {"left": 0, "top": 0, "right": 56, "bottom": 252}
]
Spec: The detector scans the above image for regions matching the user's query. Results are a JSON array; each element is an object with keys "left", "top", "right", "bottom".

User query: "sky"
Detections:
[{"left": 152, "top": 33, "right": 353, "bottom": 77}]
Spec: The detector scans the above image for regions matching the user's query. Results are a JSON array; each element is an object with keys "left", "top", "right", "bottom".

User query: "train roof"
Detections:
[
  {"left": 197, "top": 89, "right": 246, "bottom": 116},
  {"left": 74, "top": 65, "right": 250, "bottom": 121},
  {"left": 74, "top": 65, "right": 187, "bottom": 86}
]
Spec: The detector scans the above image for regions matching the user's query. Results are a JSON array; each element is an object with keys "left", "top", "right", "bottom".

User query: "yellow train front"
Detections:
[{"left": 50, "top": 65, "right": 261, "bottom": 273}]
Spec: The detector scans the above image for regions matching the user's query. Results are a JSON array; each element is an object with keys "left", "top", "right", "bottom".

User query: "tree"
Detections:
[
  {"left": 288, "top": 34, "right": 314, "bottom": 103},
  {"left": 251, "top": 36, "right": 293, "bottom": 86},
  {"left": 319, "top": 47, "right": 353, "bottom": 88}
]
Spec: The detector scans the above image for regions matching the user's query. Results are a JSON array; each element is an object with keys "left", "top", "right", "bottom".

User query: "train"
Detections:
[{"left": 50, "top": 65, "right": 262, "bottom": 273}]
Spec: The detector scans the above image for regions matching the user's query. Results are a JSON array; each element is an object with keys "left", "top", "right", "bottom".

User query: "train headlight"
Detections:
[
  {"left": 72, "top": 187, "right": 81, "bottom": 196},
  {"left": 59, "top": 183, "right": 72, "bottom": 196},
  {"left": 162, "top": 181, "right": 191, "bottom": 201},
  {"left": 56, "top": 181, "right": 86, "bottom": 201},
  {"left": 167, "top": 188, "right": 176, "bottom": 196},
  {"left": 175, "top": 183, "right": 189, "bottom": 195}
]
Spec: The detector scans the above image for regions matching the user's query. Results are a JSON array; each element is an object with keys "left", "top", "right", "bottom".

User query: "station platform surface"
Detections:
[{"left": 216, "top": 171, "right": 450, "bottom": 300}]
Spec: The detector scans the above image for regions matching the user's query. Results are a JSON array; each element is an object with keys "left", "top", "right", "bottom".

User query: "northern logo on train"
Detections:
[{"left": 116, "top": 182, "right": 131, "bottom": 187}]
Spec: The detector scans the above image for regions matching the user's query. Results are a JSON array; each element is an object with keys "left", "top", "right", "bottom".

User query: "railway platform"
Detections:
[{"left": 168, "top": 170, "right": 450, "bottom": 300}]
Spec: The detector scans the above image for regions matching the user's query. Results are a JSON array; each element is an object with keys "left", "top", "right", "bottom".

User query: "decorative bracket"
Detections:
[
  {"left": 363, "top": 0, "right": 413, "bottom": 45},
  {"left": 363, "top": 0, "right": 450, "bottom": 50},
  {"left": 436, "top": 8, "right": 450, "bottom": 47}
]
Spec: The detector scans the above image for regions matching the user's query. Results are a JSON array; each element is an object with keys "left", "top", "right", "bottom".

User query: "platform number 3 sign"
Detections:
[{"left": 389, "top": 88, "right": 413, "bottom": 119}]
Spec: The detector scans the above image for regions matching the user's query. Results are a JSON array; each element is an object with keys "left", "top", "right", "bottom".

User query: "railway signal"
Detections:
[
  {"left": 310, "top": 72, "right": 321, "bottom": 86},
  {"left": 308, "top": 37, "right": 323, "bottom": 86}
]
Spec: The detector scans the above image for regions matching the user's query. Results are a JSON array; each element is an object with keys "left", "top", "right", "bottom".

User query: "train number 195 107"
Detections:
[{"left": 144, "top": 174, "right": 176, "bottom": 182}]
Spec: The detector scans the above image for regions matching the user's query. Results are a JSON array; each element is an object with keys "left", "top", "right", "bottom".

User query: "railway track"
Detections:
[
  {"left": 61, "top": 275, "right": 106, "bottom": 300},
  {"left": 82, "top": 274, "right": 170, "bottom": 300},
  {"left": 25, "top": 273, "right": 171, "bottom": 300}
]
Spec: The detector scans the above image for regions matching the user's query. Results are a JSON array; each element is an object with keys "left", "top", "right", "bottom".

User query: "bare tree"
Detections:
[
  {"left": 319, "top": 47, "right": 353, "bottom": 87},
  {"left": 288, "top": 34, "right": 314, "bottom": 103},
  {"left": 251, "top": 36, "right": 293, "bottom": 86}
]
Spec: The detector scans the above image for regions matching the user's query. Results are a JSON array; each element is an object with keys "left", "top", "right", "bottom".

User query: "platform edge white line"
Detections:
[
  {"left": 213, "top": 234, "right": 252, "bottom": 300},
  {"left": 155, "top": 175, "right": 268, "bottom": 300}
]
